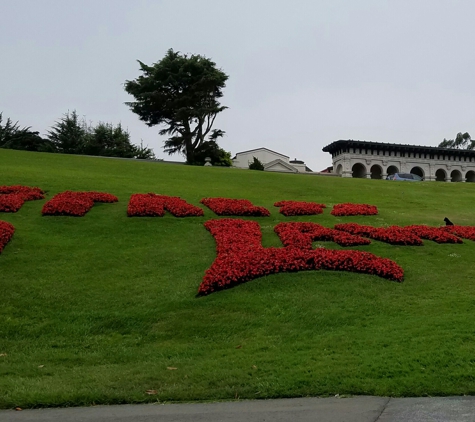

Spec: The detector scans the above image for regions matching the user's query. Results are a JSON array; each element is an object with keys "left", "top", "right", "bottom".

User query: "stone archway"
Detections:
[
  {"left": 352, "top": 163, "right": 367, "bottom": 178},
  {"left": 435, "top": 169, "right": 446, "bottom": 182},
  {"left": 370, "top": 164, "right": 383, "bottom": 179},
  {"left": 336, "top": 164, "right": 343, "bottom": 175},
  {"left": 410, "top": 166, "right": 424, "bottom": 179},
  {"left": 451, "top": 170, "right": 463, "bottom": 182},
  {"left": 466, "top": 171, "right": 475, "bottom": 182},
  {"left": 386, "top": 165, "right": 399, "bottom": 177}
]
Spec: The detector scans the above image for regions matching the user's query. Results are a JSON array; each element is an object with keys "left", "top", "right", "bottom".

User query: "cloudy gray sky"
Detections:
[{"left": 1, "top": 0, "right": 474, "bottom": 171}]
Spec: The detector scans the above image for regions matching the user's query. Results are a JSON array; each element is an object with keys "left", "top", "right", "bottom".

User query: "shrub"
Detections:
[{"left": 248, "top": 156, "right": 264, "bottom": 171}]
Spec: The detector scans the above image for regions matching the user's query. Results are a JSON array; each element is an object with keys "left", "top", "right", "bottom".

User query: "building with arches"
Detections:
[{"left": 323, "top": 140, "right": 475, "bottom": 182}]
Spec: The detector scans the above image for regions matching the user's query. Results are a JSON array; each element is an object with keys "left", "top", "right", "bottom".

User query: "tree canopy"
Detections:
[
  {"left": 124, "top": 49, "right": 228, "bottom": 164},
  {"left": 438, "top": 132, "right": 473, "bottom": 149}
]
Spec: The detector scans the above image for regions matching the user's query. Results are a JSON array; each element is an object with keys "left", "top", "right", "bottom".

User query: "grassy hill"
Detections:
[{"left": 1, "top": 149, "right": 475, "bottom": 408}]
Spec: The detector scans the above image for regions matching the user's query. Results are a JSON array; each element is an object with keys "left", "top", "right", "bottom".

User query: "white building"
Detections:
[
  {"left": 323, "top": 140, "right": 475, "bottom": 182},
  {"left": 232, "top": 147, "right": 312, "bottom": 173}
]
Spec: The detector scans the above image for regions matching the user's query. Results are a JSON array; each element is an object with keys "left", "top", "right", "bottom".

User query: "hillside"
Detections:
[{"left": 1, "top": 149, "right": 475, "bottom": 408}]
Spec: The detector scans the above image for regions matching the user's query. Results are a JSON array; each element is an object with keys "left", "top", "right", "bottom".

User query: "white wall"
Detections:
[{"left": 233, "top": 149, "right": 289, "bottom": 169}]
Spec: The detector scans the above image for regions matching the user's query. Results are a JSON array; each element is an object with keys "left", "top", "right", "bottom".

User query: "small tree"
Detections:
[
  {"left": 134, "top": 140, "right": 156, "bottom": 160},
  {"left": 439, "top": 132, "right": 473, "bottom": 149},
  {"left": 47, "top": 110, "right": 88, "bottom": 154},
  {"left": 249, "top": 156, "right": 264, "bottom": 171},
  {"left": 124, "top": 49, "right": 228, "bottom": 164}
]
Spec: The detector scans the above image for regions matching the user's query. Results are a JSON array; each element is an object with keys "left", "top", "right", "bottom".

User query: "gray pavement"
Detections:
[{"left": 1, "top": 396, "right": 475, "bottom": 422}]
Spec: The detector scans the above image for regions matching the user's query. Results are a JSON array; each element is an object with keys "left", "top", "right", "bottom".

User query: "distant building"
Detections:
[
  {"left": 323, "top": 140, "right": 475, "bottom": 182},
  {"left": 232, "top": 148, "right": 312, "bottom": 173}
]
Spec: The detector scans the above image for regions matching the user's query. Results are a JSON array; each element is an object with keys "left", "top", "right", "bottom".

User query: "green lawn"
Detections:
[{"left": 1, "top": 149, "right": 475, "bottom": 408}]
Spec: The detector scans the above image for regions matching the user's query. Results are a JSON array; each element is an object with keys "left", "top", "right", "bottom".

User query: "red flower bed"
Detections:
[
  {"left": 406, "top": 225, "right": 462, "bottom": 244},
  {"left": 334, "top": 223, "right": 462, "bottom": 245},
  {"left": 42, "top": 191, "right": 118, "bottom": 216},
  {"left": 0, "top": 185, "right": 45, "bottom": 212},
  {"left": 335, "top": 223, "right": 421, "bottom": 245},
  {"left": 443, "top": 225, "right": 475, "bottom": 241},
  {"left": 127, "top": 194, "right": 204, "bottom": 217},
  {"left": 198, "top": 219, "right": 404, "bottom": 295},
  {"left": 274, "top": 222, "right": 371, "bottom": 248},
  {"left": 127, "top": 194, "right": 165, "bottom": 217},
  {"left": 274, "top": 200, "right": 326, "bottom": 216},
  {"left": 158, "top": 195, "right": 204, "bottom": 217},
  {"left": 0, "top": 185, "right": 44, "bottom": 201},
  {"left": 0, "top": 194, "right": 25, "bottom": 213},
  {"left": 331, "top": 203, "right": 378, "bottom": 216},
  {"left": 200, "top": 198, "right": 270, "bottom": 217},
  {"left": 0, "top": 220, "right": 15, "bottom": 253}
]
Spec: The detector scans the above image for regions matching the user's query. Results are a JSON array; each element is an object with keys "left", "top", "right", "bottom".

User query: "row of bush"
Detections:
[
  {"left": 0, "top": 186, "right": 380, "bottom": 216},
  {"left": 0, "top": 111, "right": 154, "bottom": 159}
]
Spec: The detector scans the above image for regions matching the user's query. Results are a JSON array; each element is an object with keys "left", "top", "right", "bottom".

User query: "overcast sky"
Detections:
[{"left": 1, "top": 0, "right": 474, "bottom": 171}]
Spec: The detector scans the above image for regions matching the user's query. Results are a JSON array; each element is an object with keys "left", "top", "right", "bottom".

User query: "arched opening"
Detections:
[
  {"left": 410, "top": 166, "right": 424, "bottom": 179},
  {"left": 451, "top": 170, "right": 463, "bottom": 182},
  {"left": 435, "top": 169, "right": 446, "bottom": 182},
  {"left": 351, "top": 163, "right": 366, "bottom": 178},
  {"left": 466, "top": 171, "right": 475, "bottom": 182},
  {"left": 336, "top": 164, "right": 343, "bottom": 175},
  {"left": 370, "top": 164, "right": 383, "bottom": 179},
  {"left": 386, "top": 165, "right": 399, "bottom": 177}
]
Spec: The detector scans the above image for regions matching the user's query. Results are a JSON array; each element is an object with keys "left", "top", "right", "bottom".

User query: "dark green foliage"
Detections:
[
  {"left": 47, "top": 110, "right": 154, "bottom": 159},
  {"left": 47, "top": 110, "right": 87, "bottom": 154},
  {"left": 249, "top": 156, "right": 264, "bottom": 170},
  {"left": 134, "top": 140, "right": 156, "bottom": 160},
  {"left": 124, "top": 49, "right": 228, "bottom": 164},
  {"left": 439, "top": 132, "right": 473, "bottom": 149},
  {"left": 190, "top": 140, "right": 232, "bottom": 166},
  {"left": 0, "top": 113, "right": 55, "bottom": 152},
  {"left": 83, "top": 123, "right": 136, "bottom": 158}
]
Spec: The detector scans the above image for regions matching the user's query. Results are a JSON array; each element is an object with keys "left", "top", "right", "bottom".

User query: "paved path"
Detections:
[{"left": 2, "top": 396, "right": 475, "bottom": 421}]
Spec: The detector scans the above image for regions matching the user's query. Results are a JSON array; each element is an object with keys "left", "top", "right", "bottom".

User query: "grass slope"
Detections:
[{"left": 1, "top": 149, "right": 475, "bottom": 408}]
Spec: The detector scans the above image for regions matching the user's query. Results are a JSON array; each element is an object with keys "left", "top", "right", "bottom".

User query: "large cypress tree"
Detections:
[{"left": 124, "top": 49, "right": 228, "bottom": 164}]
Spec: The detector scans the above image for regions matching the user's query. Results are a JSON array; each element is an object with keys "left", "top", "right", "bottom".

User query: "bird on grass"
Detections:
[{"left": 444, "top": 217, "right": 454, "bottom": 226}]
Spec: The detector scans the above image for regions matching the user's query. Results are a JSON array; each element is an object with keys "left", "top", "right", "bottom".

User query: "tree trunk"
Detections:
[{"left": 185, "top": 137, "right": 195, "bottom": 164}]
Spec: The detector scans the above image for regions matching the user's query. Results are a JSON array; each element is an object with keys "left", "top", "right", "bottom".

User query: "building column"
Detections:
[{"left": 342, "top": 159, "right": 352, "bottom": 177}]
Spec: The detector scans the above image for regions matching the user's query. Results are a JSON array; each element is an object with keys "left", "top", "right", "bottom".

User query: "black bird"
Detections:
[{"left": 444, "top": 217, "right": 454, "bottom": 226}]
